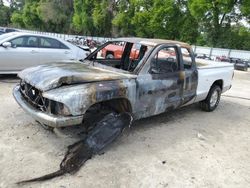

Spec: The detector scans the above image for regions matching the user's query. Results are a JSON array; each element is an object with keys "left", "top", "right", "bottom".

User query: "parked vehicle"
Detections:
[
  {"left": 216, "top": 55, "right": 230, "bottom": 62},
  {"left": 234, "top": 60, "right": 248, "bottom": 71},
  {"left": 243, "top": 60, "right": 250, "bottom": 68},
  {"left": 196, "top": 53, "right": 211, "bottom": 60},
  {"left": 229, "top": 57, "right": 241, "bottom": 64},
  {"left": 13, "top": 38, "right": 234, "bottom": 130},
  {"left": 67, "top": 37, "right": 103, "bottom": 50},
  {"left": 0, "top": 32, "right": 88, "bottom": 74},
  {"left": 0, "top": 27, "right": 18, "bottom": 35},
  {"left": 101, "top": 42, "right": 141, "bottom": 59}
]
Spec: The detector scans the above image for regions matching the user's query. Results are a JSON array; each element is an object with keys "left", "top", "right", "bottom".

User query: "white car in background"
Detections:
[{"left": 0, "top": 32, "right": 88, "bottom": 74}]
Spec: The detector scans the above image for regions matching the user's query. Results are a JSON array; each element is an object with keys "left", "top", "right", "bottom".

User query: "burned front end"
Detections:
[{"left": 13, "top": 80, "right": 83, "bottom": 127}]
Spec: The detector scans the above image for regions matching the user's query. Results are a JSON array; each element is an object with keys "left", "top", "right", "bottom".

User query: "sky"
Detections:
[{"left": 3, "top": 0, "right": 10, "bottom": 6}]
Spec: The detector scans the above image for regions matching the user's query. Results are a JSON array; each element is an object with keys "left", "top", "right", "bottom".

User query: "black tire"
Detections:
[{"left": 199, "top": 85, "right": 222, "bottom": 112}]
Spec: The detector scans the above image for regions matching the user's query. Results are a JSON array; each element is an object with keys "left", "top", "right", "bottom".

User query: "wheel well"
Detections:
[
  {"left": 212, "top": 80, "right": 223, "bottom": 90},
  {"left": 106, "top": 51, "right": 114, "bottom": 56},
  {"left": 86, "top": 98, "right": 132, "bottom": 114}
]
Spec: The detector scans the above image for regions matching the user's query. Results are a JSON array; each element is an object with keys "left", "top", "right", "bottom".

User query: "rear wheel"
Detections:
[{"left": 199, "top": 85, "right": 222, "bottom": 112}]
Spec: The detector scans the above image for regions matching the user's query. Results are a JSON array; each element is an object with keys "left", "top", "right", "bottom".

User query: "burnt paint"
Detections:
[{"left": 17, "top": 42, "right": 198, "bottom": 122}]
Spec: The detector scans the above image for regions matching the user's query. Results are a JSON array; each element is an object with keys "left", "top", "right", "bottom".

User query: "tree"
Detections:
[
  {"left": 73, "top": 0, "right": 95, "bottom": 35},
  {"left": 3, "top": 0, "right": 250, "bottom": 50},
  {"left": 37, "top": 0, "right": 73, "bottom": 33},
  {"left": 112, "top": 0, "right": 136, "bottom": 36},
  {"left": 241, "top": 0, "right": 250, "bottom": 23},
  {"left": 10, "top": 0, "right": 42, "bottom": 29},
  {"left": 188, "top": 0, "right": 249, "bottom": 47},
  {"left": 113, "top": 0, "right": 199, "bottom": 43},
  {"left": 92, "top": 0, "right": 114, "bottom": 37},
  {"left": 10, "top": 0, "right": 25, "bottom": 27},
  {"left": 0, "top": 0, "right": 11, "bottom": 26}
]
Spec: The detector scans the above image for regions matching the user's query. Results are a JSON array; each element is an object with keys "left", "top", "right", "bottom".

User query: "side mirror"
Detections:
[{"left": 2, "top": 42, "right": 12, "bottom": 48}]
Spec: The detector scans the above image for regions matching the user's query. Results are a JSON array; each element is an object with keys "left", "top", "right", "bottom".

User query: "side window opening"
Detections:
[
  {"left": 27, "top": 37, "right": 38, "bottom": 47},
  {"left": 9, "top": 37, "right": 24, "bottom": 47},
  {"left": 9, "top": 36, "right": 39, "bottom": 48},
  {"left": 87, "top": 41, "right": 150, "bottom": 73},
  {"left": 150, "top": 47, "right": 178, "bottom": 74},
  {"left": 181, "top": 48, "right": 193, "bottom": 69},
  {"left": 40, "top": 37, "right": 69, "bottom": 49}
]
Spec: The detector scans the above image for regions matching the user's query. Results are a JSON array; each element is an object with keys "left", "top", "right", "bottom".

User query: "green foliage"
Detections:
[
  {"left": 10, "top": 0, "right": 73, "bottom": 32},
  {"left": 188, "top": 0, "right": 250, "bottom": 48},
  {"left": 0, "top": 0, "right": 11, "bottom": 26},
  {"left": 92, "top": 0, "right": 113, "bottom": 36},
  {"left": 37, "top": 0, "right": 74, "bottom": 33},
  {"left": 0, "top": 0, "right": 250, "bottom": 50},
  {"left": 112, "top": 0, "right": 136, "bottom": 36},
  {"left": 73, "top": 0, "right": 95, "bottom": 35}
]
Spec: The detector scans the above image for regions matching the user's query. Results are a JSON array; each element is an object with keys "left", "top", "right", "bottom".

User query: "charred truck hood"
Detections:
[{"left": 18, "top": 62, "right": 136, "bottom": 91}]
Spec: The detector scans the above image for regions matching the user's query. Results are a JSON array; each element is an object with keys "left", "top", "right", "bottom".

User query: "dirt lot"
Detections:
[{"left": 0, "top": 70, "right": 249, "bottom": 188}]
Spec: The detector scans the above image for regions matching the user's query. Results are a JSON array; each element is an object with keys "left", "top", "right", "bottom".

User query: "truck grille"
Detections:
[{"left": 20, "top": 80, "right": 49, "bottom": 112}]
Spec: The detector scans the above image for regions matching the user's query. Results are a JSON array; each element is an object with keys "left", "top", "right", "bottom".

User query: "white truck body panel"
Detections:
[{"left": 195, "top": 59, "right": 234, "bottom": 102}]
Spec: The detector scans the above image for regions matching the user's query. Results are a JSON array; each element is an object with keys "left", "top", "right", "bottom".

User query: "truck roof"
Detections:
[{"left": 112, "top": 37, "right": 191, "bottom": 50}]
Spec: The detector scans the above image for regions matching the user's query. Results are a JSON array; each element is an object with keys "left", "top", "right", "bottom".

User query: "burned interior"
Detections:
[{"left": 85, "top": 40, "right": 151, "bottom": 72}]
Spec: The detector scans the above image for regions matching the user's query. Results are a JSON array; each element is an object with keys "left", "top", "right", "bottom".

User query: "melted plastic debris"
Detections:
[{"left": 17, "top": 112, "right": 133, "bottom": 184}]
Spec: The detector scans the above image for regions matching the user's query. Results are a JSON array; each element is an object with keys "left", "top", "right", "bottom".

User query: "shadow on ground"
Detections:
[{"left": 0, "top": 74, "right": 19, "bottom": 83}]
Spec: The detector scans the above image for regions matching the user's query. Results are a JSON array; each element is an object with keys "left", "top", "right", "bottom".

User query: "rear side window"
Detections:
[
  {"left": 181, "top": 48, "right": 193, "bottom": 69},
  {"left": 40, "top": 37, "right": 69, "bottom": 49},
  {"left": 9, "top": 36, "right": 39, "bottom": 48}
]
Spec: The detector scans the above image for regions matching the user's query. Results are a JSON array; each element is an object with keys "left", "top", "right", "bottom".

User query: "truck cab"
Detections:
[{"left": 13, "top": 38, "right": 233, "bottom": 129}]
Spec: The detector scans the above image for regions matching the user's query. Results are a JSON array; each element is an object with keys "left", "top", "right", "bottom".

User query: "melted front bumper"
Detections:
[{"left": 13, "top": 85, "right": 83, "bottom": 127}]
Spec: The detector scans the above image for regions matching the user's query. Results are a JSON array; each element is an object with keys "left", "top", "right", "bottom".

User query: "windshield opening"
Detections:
[{"left": 85, "top": 41, "right": 151, "bottom": 73}]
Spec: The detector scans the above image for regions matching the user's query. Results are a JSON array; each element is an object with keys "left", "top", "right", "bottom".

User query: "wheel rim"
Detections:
[
  {"left": 106, "top": 54, "right": 114, "bottom": 59},
  {"left": 210, "top": 90, "right": 219, "bottom": 107}
]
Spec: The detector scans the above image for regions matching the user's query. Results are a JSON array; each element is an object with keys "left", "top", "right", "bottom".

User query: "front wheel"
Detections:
[{"left": 199, "top": 85, "right": 222, "bottom": 112}]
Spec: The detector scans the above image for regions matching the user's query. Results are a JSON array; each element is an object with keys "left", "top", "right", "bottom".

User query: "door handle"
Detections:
[
  {"left": 31, "top": 50, "right": 38, "bottom": 53},
  {"left": 64, "top": 51, "right": 70, "bottom": 54}
]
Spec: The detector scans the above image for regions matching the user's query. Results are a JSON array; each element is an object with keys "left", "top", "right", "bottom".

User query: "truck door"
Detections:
[
  {"left": 179, "top": 47, "right": 198, "bottom": 104},
  {"left": 135, "top": 45, "right": 184, "bottom": 119}
]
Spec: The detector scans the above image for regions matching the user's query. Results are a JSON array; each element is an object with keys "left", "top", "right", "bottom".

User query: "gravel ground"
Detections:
[{"left": 0, "top": 70, "right": 249, "bottom": 188}]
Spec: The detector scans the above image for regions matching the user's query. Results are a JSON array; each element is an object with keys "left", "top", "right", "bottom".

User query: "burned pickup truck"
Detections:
[{"left": 13, "top": 38, "right": 234, "bottom": 130}]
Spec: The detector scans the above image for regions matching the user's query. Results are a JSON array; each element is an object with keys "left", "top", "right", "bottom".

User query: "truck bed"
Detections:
[
  {"left": 194, "top": 59, "right": 234, "bottom": 103},
  {"left": 196, "top": 59, "right": 233, "bottom": 69}
]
